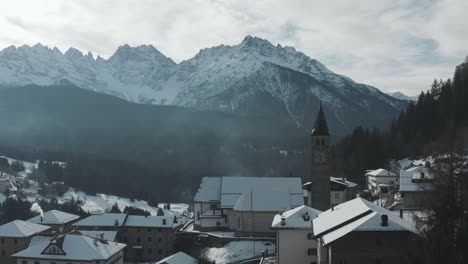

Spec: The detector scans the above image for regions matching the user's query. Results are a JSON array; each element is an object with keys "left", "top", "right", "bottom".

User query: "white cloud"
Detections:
[{"left": 0, "top": 0, "right": 467, "bottom": 95}]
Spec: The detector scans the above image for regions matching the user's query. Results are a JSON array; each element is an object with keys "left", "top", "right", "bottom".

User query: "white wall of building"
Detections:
[{"left": 277, "top": 229, "right": 318, "bottom": 264}]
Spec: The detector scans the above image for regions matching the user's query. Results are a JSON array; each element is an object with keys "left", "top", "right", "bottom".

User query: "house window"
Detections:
[
  {"left": 197, "top": 212, "right": 200, "bottom": 221},
  {"left": 22, "top": 260, "right": 27, "bottom": 264},
  {"left": 307, "top": 233, "right": 314, "bottom": 240},
  {"left": 136, "top": 237, "right": 141, "bottom": 243},
  {"left": 216, "top": 221, "right": 220, "bottom": 226},
  {"left": 158, "top": 237, "right": 162, "bottom": 243},
  {"left": 308, "top": 248, "right": 317, "bottom": 256},
  {"left": 237, "top": 216, "right": 241, "bottom": 229},
  {"left": 14, "top": 238, "right": 18, "bottom": 244}
]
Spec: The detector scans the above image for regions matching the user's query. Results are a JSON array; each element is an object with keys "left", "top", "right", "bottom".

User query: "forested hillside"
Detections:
[
  {"left": 332, "top": 57, "right": 468, "bottom": 185},
  {"left": 0, "top": 84, "right": 307, "bottom": 202}
]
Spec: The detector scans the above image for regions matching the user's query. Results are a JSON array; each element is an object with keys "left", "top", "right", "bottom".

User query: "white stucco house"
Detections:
[
  {"left": 193, "top": 176, "right": 304, "bottom": 236},
  {"left": 365, "top": 169, "right": 397, "bottom": 195},
  {"left": 271, "top": 205, "right": 322, "bottom": 264}
]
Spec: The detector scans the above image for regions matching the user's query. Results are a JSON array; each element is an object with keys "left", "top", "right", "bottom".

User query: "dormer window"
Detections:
[{"left": 42, "top": 244, "right": 66, "bottom": 255}]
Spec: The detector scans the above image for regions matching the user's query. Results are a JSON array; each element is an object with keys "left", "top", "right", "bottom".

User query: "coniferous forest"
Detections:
[{"left": 332, "top": 56, "right": 468, "bottom": 186}]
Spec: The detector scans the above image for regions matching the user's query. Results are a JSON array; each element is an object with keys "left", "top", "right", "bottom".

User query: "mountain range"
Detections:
[{"left": 0, "top": 36, "right": 408, "bottom": 137}]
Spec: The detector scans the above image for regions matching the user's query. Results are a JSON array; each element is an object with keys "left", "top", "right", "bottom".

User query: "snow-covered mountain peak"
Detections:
[
  {"left": 0, "top": 38, "right": 407, "bottom": 135},
  {"left": 65, "top": 47, "right": 84, "bottom": 58}
]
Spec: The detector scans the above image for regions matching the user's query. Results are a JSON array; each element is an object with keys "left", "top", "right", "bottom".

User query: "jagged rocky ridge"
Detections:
[{"left": 0, "top": 36, "right": 407, "bottom": 136}]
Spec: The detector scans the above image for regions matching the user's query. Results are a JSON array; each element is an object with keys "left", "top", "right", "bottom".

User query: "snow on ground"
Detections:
[
  {"left": 1, "top": 156, "right": 38, "bottom": 174},
  {"left": 63, "top": 189, "right": 189, "bottom": 218},
  {"left": 202, "top": 241, "right": 275, "bottom": 264}
]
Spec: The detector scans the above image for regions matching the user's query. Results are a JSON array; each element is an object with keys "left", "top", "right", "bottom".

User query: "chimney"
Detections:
[
  {"left": 303, "top": 212, "right": 310, "bottom": 221},
  {"left": 40, "top": 216, "right": 43, "bottom": 222},
  {"left": 399, "top": 209, "right": 403, "bottom": 219},
  {"left": 381, "top": 214, "right": 388, "bottom": 226},
  {"left": 280, "top": 215, "right": 286, "bottom": 226},
  {"left": 331, "top": 204, "right": 335, "bottom": 211}
]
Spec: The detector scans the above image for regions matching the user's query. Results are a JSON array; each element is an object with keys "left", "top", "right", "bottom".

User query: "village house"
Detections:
[
  {"left": 313, "top": 198, "right": 422, "bottom": 264},
  {"left": 193, "top": 176, "right": 304, "bottom": 236},
  {"left": 121, "top": 215, "right": 178, "bottom": 262},
  {"left": 365, "top": 169, "right": 398, "bottom": 195},
  {"left": 27, "top": 210, "right": 80, "bottom": 233},
  {"left": 74, "top": 212, "right": 179, "bottom": 263},
  {"left": 0, "top": 220, "right": 51, "bottom": 264},
  {"left": 398, "top": 166, "right": 433, "bottom": 209},
  {"left": 13, "top": 234, "right": 126, "bottom": 264},
  {"left": 271, "top": 205, "right": 322, "bottom": 264},
  {"left": 330, "top": 177, "right": 358, "bottom": 207}
]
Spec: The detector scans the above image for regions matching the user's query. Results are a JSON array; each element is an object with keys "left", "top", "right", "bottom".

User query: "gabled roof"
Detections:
[
  {"left": 75, "top": 230, "right": 117, "bottom": 242},
  {"left": 157, "top": 251, "right": 198, "bottom": 264},
  {"left": 399, "top": 166, "right": 433, "bottom": 192},
  {"left": 193, "top": 177, "right": 222, "bottom": 202},
  {"left": 330, "top": 177, "right": 358, "bottom": 188},
  {"left": 311, "top": 103, "right": 329, "bottom": 136},
  {"left": 313, "top": 198, "right": 419, "bottom": 246},
  {"left": 366, "top": 168, "right": 396, "bottom": 177},
  {"left": 13, "top": 234, "right": 126, "bottom": 261},
  {"left": 124, "top": 215, "right": 174, "bottom": 228},
  {"left": 28, "top": 210, "right": 80, "bottom": 225},
  {"left": 233, "top": 186, "right": 302, "bottom": 212},
  {"left": 73, "top": 213, "right": 127, "bottom": 227},
  {"left": 271, "top": 205, "right": 321, "bottom": 229},
  {"left": 194, "top": 177, "right": 304, "bottom": 212},
  {"left": 0, "top": 220, "right": 50, "bottom": 238}
]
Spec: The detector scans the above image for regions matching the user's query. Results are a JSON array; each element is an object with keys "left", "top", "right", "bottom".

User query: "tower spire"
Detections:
[{"left": 311, "top": 102, "right": 329, "bottom": 136}]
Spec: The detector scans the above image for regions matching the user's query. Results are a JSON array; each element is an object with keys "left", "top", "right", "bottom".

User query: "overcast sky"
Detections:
[{"left": 1, "top": 0, "right": 467, "bottom": 96}]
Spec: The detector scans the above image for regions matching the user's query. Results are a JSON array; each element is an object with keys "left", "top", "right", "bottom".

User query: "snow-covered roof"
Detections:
[
  {"left": 74, "top": 213, "right": 127, "bottom": 227},
  {"left": 194, "top": 176, "right": 303, "bottom": 212},
  {"left": 396, "top": 158, "right": 413, "bottom": 170},
  {"left": 399, "top": 166, "right": 433, "bottom": 192},
  {"left": 124, "top": 215, "right": 174, "bottom": 228},
  {"left": 271, "top": 205, "right": 321, "bottom": 229},
  {"left": 157, "top": 251, "right": 197, "bottom": 264},
  {"left": 233, "top": 185, "right": 303, "bottom": 212},
  {"left": 313, "top": 198, "right": 419, "bottom": 246},
  {"left": 366, "top": 168, "right": 396, "bottom": 177},
  {"left": 194, "top": 177, "right": 222, "bottom": 202},
  {"left": 28, "top": 210, "right": 80, "bottom": 225},
  {"left": 0, "top": 220, "right": 50, "bottom": 238},
  {"left": 330, "top": 177, "right": 358, "bottom": 188},
  {"left": 13, "top": 234, "right": 125, "bottom": 261},
  {"left": 76, "top": 230, "right": 117, "bottom": 241}
]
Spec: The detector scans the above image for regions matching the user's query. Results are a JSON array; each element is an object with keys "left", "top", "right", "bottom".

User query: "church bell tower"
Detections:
[{"left": 308, "top": 102, "right": 331, "bottom": 211}]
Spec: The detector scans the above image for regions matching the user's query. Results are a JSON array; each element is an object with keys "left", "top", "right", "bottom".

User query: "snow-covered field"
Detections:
[
  {"left": 63, "top": 189, "right": 189, "bottom": 217},
  {"left": 202, "top": 241, "right": 275, "bottom": 264}
]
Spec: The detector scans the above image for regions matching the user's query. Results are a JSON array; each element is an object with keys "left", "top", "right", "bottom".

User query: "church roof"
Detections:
[{"left": 311, "top": 103, "right": 329, "bottom": 136}]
